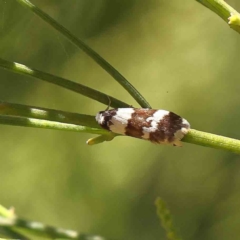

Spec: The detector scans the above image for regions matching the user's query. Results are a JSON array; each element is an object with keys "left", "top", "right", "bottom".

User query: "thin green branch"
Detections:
[
  {"left": 15, "top": 0, "right": 151, "bottom": 108},
  {"left": 0, "top": 206, "right": 29, "bottom": 239},
  {"left": 0, "top": 227, "right": 29, "bottom": 240},
  {"left": 0, "top": 101, "right": 99, "bottom": 127},
  {"left": 0, "top": 101, "right": 117, "bottom": 144},
  {"left": 0, "top": 205, "right": 107, "bottom": 240},
  {"left": 183, "top": 129, "right": 240, "bottom": 154},
  {"left": 196, "top": 0, "right": 240, "bottom": 33},
  {"left": 155, "top": 198, "right": 182, "bottom": 240},
  {"left": 0, "top": 114, "right": 110, "bottom": 136},
  {"left": 0, "top": 58, "right": 130, "bottom": 109},
  {"left": 0, "top": 218, "right": 108, "bottom": 239}
]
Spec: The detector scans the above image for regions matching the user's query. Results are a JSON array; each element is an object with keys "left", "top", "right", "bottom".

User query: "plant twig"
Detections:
[
  {"left": 155, "top": 198, "right": 182, "bottom": 240},
  {"left": 0, "top": 226, "right": 29, "bottom": 240},
  {"left": 0, "top": 114, "right": 107, "bottom": 135},
  {"left": 0, "top": 101, "right": 99, "bottom": 127},
  {"left": 0, "top": 206, "right": 29, "bottom": 239},
  {"left": 15, "top": 0, "right": 151, "bottom": 108},
  {"left": 0, "top": 114, "right": 110, "bottom": 135},
  {"left": 0, "top": 205, "right": 107, "bottom": 240},
  {"left": 0, "top": 101, "right": 117, "bottom": 144},
  {"left": 0, "top": 58, "right": 130, "bottom": 109},
  {"left": 183, "top": 129, "right": 240, "bottom": 154},
  {"left": 0, "top": 218, "right": 107, "bottom": 239},
  {"left": 196, "top": 0, "right": 240, "bottom": 33}
]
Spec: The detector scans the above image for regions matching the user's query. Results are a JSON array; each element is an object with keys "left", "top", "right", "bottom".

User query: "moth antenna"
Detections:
[{"left": 105, "top": 96, "right": 111, "bottom": 111}]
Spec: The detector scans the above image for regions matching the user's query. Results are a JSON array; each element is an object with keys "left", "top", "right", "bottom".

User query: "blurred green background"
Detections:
[{"left": 1, "top": 0, "right": 240, "bottom": 239}]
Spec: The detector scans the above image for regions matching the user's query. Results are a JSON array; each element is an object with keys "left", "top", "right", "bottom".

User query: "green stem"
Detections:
[
  {"left": 0, "top": 217, "right": 107, "bottom": 240},
  {"left": 0, "top": 114, "right": 109, "bottom": 135},
  {"left": 0, "top": 206, "right": 29, "bottom": 239},
  {"left": 196, "top": 0, "right": 240, "bottom": 33},
  {"left": 0, "top": 101, "right": 119, "bottom": 142},
  {"left": 183, "top": 129, "right": 240, "bottom": 154},
  {"left": 0, "top": 58, "right": 130, "bottom": 108},
  {"left": 15, "top": 0, "right": 151, "bottom": 108},
  {"left": 155, "top": 198, "right": 182, "bottom": 240},
  {"left": 0, "top": 204, "right": 109, "bottom": 239},
  {"left": 0, "top": 101, "right": 99, "bottom": 128},
  {"left": 0, "top": 227, "right": 29, "bottom": 240}
]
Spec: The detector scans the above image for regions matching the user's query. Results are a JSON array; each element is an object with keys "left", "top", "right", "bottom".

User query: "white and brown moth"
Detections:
[{"left": 96, "top": 108, "right": 190, "bottom": 146}]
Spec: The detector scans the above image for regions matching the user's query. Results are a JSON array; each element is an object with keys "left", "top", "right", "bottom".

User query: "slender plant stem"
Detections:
[
  {"left": 0, "top": 227, "right": 29, "bottom": 240},
  {"left": 0, "top": 204, "right": 108, "bottom": 240},
  {"left": 0, "top": 101, "right": 99, "bottom": 128},
  {"left": 0, "top": 217, "right": 107, "bottom": 240},
  {"left": 0, "top": 58, "right": 130, "bottom": 109},
  {"left": 155, "top": 198, "right": 181, "bottom": 240},
  {"left": 15, "top": 0, "right": 151, "bottom": 108},
  {"left": 183, "top": 129, "right": 240, "bottom": 154},
  {"left": 0, "top": 206, "right": 29, "bottom": 239},
  {"left": 196, "top": 0, "right": 240, "bottom": 33},
  {"left": 0, "top": 101, "right": 117, "bottom": 143},
  {"left": 0, "top": 114, "right": 109, "bottom": 135}
]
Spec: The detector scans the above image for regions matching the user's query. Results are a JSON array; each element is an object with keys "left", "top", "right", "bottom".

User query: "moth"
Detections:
[{"left": 96, "top": 108, "right": 190, "bottom": 146}]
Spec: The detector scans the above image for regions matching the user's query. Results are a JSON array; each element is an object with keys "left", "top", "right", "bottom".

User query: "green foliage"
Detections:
[{"left": 155, "top": 198, "right": 182, "bottom": 240}]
